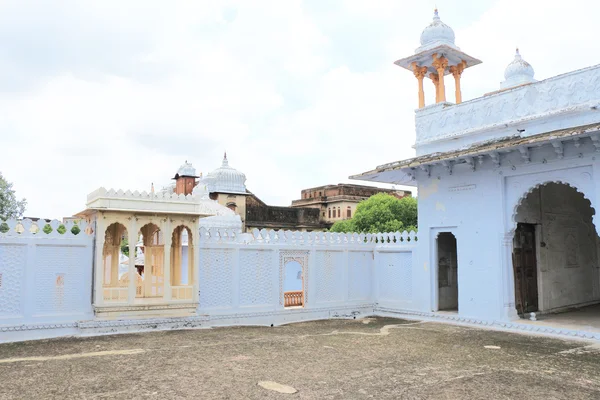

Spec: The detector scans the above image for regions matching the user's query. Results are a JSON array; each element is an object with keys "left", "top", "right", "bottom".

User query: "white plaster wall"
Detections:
[
  {"left": 0, "top": 219, "right": 94, "bottom": 330},
  {"left": 412, "top": 139, "right": 600, "bottom": 321},
  {"left": 197, "top": 229, "right": 417, "bottom": 321},
  {"left": 516, "top": 183, "right": 600, "bottom": 312}
]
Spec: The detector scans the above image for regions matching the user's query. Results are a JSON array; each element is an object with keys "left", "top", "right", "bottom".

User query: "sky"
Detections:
[{"left": 1, "top": 0, "right": 599, "bottom": 219}]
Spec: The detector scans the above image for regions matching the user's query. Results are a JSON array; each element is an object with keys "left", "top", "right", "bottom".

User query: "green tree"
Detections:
[
  {"left": 43, "top": 223, "right": 52, "bottom": 234},
  {"left": 121, "top": 236, "right": 129, "bottom": 257},
  {"left": 71, "top": 224, "right": 81, "bottom": 235},
  {"left": 330, "top": 193, "right": 417, "bottom": 233},
  {"left": 0, "top": 172, "right": 27, "bottom": 220}
]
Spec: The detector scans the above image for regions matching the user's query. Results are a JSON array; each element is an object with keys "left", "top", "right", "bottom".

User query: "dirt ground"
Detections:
[{"left": 1, "top": 317, "right": 600, "bottom": 399}]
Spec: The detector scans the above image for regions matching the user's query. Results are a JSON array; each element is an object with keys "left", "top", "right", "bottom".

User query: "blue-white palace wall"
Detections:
[{"left": 412, "top": 139, "right": 600, "bottom": 321}]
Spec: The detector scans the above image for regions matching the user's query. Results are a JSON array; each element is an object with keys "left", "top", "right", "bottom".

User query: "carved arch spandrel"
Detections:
[
  {"left": 507, "top": 180, "right": 597, "bottom": 237},
  {"left": 505, "top": 167, "right": 597, "bottom": 236},
  {"left": 279, "top": 251, "right": 309, "bottom": 307}
]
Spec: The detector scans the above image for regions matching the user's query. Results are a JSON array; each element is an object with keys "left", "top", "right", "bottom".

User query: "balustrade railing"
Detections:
[
  {"left": 284, "top": 291, "right": 304, "bottom": 307},
  {"left": 172, "top": 285, "right": 194, "bottom": 300},
  {"left": 103, "top": 287, "right": 128, "bottom": 302}
]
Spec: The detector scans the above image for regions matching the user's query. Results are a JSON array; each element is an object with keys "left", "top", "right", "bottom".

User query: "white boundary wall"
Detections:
[
  {"left": 0, "top": 219, "right": 94, "bottom": 342},
  {"left": 197, "top": 228, "right": 418, "bottom": 326},
  {"left": 0, "top": 223, "right": 418, "bottom": 342}
]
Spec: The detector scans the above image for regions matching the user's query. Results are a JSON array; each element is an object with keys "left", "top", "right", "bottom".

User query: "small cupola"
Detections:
[
  {"left": 172, "top": 160, "right": 199, "bottom": 196},
  {"left": 500, "top": 48, "right": 536, "bottom": 89},
  {"left": 418, "top": 9, "right": 457, "bottom": 51}
]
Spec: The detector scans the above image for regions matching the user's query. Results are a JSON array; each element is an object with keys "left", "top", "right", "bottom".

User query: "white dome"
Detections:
[
  {"left": 500, "top": 49, "right": 536, "bottom": 89},
  {"left": 200, "top": 153, "right": 247, "bottom": 195},
  {"left": 176, "top": 160, "right": 197, "bottom": 177},
  {"left": 419, "top": 9, "right": 456, "bottom": 50}
]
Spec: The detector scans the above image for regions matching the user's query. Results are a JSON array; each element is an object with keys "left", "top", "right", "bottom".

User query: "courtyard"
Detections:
[{"left": 1, "top": 318, "right": 600, "bottom": 399}]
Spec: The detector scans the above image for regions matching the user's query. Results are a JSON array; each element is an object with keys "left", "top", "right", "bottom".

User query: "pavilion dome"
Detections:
[
  {"left": 175, "top": 160, "right": 197, "bottom": 177},
  {"left": 200, "top": 153, "right": 247, "bottom": 195},
  {"left": 500, "top": 49, "right": 536, "bottom": 89},
  {"left": 418, "top": 9, "right": 456, "bottom": 50}
]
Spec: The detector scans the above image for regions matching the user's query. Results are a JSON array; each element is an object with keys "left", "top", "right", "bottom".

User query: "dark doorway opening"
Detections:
[
  {"left": 513, "top": 223, "right": 539, "bottom": 315},
  {"left": 437, "top": 232, "right": 458, "bottom": 312}
]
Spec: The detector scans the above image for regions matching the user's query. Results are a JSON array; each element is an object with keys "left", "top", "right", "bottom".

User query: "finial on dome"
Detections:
[
  {"left": 433, "top": 7, "right": 440, "bottom": 20},
  {"left": 500, "top": 48, "right": 536, "bottom": 89},
  {"left": 222, "top": 151, "right": 229, "bottom": 167}
]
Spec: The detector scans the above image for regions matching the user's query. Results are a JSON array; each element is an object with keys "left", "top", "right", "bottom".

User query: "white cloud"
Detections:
[{"left": 0, "top": 0, "right": 597, "bottom": 218}]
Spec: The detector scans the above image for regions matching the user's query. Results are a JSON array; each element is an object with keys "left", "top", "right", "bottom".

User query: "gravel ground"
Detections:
[{"left": 1, "top": 317, "right": 599, "bottom": 399}]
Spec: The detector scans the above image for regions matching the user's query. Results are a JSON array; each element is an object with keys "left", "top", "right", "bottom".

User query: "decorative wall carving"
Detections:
[
  {"left": 199, "top": 227, "right": 418, "bottom": 245},
  {"left": 35, "top": 245, "right": 86, "bottom": 314},
  {"left": 199, "top": 249, "right": 233, "bottom": 308},
  {"left": 348, "top": 252, "right": 373, "bottom": 301},
  {"left": 415, "top": 65, "right": 600, "bottom": 145},
  {"left": 378, "top": 253, "right": 413, "bottom": 303},
  {"left": 279, "top": 250, "right": 309, "bottom": 306},
  {"left": 0, "top": 244, "right": 25, "bottom": 317},
  {"left": 239, "top": 250, "right": 272, "bottom": 306},
  {"left": 315, "top": 251, "right": 344, "bottom": 303}
]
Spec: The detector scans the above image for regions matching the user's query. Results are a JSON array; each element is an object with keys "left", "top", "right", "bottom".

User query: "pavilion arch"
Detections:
[
  {"left": 504, "top": 166, "right": 598, "bottom": 237},
  {"left": 508, "top": 181, "right": 600, "bottom": 317},
  {"left": 102, "top": 222, "right": 128, "bottom": 302},
  {"left": 138, "top": 223, "right": 165, "bottom": 298},
  {"left": 170, "top": 225, "right": 194, "bottom": 300},
  {"left": 509, "top": 180, "right": 597, "bottom": 237}
]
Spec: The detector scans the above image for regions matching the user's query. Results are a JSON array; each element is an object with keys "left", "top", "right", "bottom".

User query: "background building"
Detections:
[
  {"left": 164, "top": 157, "right": 411, "bottom": 231},
  {"left": 291, "top": 184, "right": 412, "bottom": 224}
]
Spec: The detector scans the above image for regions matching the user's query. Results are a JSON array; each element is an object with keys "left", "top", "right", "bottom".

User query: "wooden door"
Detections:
[{"left": 513, "top": 223, "right": 538, "bottom": 314}]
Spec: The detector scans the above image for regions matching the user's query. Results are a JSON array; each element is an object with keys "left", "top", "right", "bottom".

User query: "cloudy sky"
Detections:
[{"left": 1, "top": 0, "right": 598, "bottom": 218}]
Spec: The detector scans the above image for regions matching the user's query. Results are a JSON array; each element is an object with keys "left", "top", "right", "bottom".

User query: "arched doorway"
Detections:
[
  {"left": 138, "top": 223, "right": 165, "bottom": 298},
  {"left": 102, "top": 222, "right": 129, "bottom": 302},
  {"left": 512, "top": 182, "right": 600, "bottom": 318},
  {"left": 283, "top": 260, "right": 304, "bottom": 307},
  {"left": 170, "top": 225, "right": 194, "bottom": 300}
]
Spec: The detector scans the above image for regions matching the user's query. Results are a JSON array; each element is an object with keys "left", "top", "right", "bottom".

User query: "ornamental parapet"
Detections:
[
  {"left": 199, "top": 227, "right": 418, "bottom": 246},
  {"left": 415, "top": 64, "right": 600, "bottom": 154},
  {"left": 84, "top": 187, "right": 234, "bottom": 217}
]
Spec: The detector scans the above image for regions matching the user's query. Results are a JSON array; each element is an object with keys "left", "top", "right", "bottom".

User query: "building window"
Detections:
[
  {"left": 337, "top": 207, "right": 341, "bottom": 218},
  {"left": 347, "top": 207, "right": 351, "bottom": 218},
  {"left": 227, "top": 202, "right": 237, "bottom": 212},
  {"left": 318, "top": 191, "right": 322, "bottom": 196},
  {"left": 328, "top": 208, "right": 331, "bottom": 218}
]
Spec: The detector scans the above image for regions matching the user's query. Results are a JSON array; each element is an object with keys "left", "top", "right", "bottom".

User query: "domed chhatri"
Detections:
[
  {"left": 175, "top": 160, "right": 198, "bottom": 178},
  {"left": 200, "top": 153, "right": 247, "bottom": 195},
  {"left": 419, "top": 9, "right": 457, "bottom": 51},
  {"left": 395, "top": 9, "right": 481, "bottom": 108},
  {"left": 500, "top": 48, "right": 536, "bottom": 89}
]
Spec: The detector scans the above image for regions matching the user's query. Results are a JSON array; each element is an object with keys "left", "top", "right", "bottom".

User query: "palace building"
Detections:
[
  {"left": 163, "top": 155, "right": 409, "bottom": 232},
  {"left": 352, "top": 9, "right": 600, "bottom": 325}
]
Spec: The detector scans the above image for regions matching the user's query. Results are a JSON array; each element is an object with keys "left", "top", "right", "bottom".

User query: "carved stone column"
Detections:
[
  {"left": 412, "top": 62, "right": 428, "bottom": 108},
  {"left": 429, "top": 72, "right": 440, "bottom": 103},
  {"left": 449, "top": 61, "right": 465, "bottom": 104},
  {"left": 432, "top": 54, "right": 448, "bottom": 103},
  {"left": 127, "top": 217, "right": 138, "bottom": 303}
]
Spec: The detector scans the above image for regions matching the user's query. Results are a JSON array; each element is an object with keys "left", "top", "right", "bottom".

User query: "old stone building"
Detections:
[
  {"left": 162, "top": 155, "right": 329, "bottom": 231},
  {"left": 163, "top": 158, "right": 409, "bottom": 231},
  {"left": 291, "top": 184, "right": 411, "bottom": 224}
]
